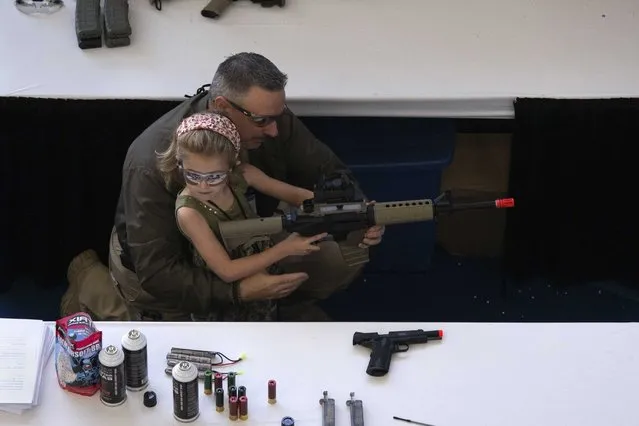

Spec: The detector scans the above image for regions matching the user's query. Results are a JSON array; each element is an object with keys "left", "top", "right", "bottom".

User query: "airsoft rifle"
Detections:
[
  {"left": 218, "top": 169, "right": 515, "bottom": 267},
  {"left": 148, "top": 0, "right": 284, "bottom": 15}
]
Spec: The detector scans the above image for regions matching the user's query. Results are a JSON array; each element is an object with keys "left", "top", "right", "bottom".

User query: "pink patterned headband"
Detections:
[{"left": 176, "top": 113, "right": 241, "bottom": 154}]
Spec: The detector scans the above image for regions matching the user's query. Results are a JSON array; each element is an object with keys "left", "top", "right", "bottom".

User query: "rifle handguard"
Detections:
[{"left": 370, "top": 200, "right": 434, "bottom": 226}]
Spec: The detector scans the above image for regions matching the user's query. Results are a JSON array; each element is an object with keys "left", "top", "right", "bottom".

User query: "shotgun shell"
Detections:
[
  {"left": 229, "top": 396, "right": 239, "bottom": 421},
  {"left": 229, "top": 385, "right": 238, "bottom": 400},
  {"left": 267, "top": 380, "right": 277, "bottom": 404},
  {"left": 239, "top": 396, "right": 248, "bottom": 420},
  {"left": 227, "top": 371, "right": 237, "bottom": 390},
  {"left": 214, "top": 373, "right": 223, "bottom": 390},
  {"left": 215, "top": 388, "right": 224, "bottom": 412},
  {"left": 204, "top": 370, "right": 213, "bottom": 395}
]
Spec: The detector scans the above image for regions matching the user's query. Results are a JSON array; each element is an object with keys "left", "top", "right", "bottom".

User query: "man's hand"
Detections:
[
  {"left": 238, "top": 271, "right": 308, "bottom": 301},
  {"left": 359, "top": 200, "right": 385, "bottom": 249},
  {"left": 359, "top": 225, "right": 385, "bottom": 249}
]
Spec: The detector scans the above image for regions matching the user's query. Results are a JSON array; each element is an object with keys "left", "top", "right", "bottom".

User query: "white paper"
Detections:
[{"left": 0, "top": 319, "right": 54, "bottom": 415}]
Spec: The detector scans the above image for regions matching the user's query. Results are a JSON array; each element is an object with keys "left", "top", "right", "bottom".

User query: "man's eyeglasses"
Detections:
[
  {"left": 179, "top": 165, "right": 228, "bottom": 186},
  {"left": 225, "top": 98, "right": 286, "bottom": 127}
]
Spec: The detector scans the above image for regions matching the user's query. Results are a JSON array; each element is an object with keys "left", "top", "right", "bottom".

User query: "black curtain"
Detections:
[
  {"left": 0, "top": 97, "right": 180, "bottom": 289},
  {"left": 504, "top": 98, "right": 639, "bottom": 286}
]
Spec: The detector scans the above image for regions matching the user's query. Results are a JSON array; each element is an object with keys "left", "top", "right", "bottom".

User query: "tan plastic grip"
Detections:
[
  {"left": 371, "top": 199, "right": 434, "bottom": 226},
  {"left": 218, "top": 216, "right": 284, "bottom": 251}
]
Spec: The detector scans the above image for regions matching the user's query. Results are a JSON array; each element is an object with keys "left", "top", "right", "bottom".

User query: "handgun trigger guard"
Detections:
[{"left": 396, "top": 344, "right": 409, "bottom": 352}]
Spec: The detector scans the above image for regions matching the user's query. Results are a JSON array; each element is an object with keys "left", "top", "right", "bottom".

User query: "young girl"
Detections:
[{"left": 156, "top": 112, "right": 327, "bottom": 285}]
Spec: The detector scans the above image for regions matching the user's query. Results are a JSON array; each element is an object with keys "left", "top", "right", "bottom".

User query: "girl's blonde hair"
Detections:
[{"left": 156, "top": 118, "right": 238, "bottom": 191}]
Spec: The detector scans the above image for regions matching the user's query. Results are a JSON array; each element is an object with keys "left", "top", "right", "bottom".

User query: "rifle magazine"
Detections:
[{"left": 339, "top": 245, "right": 369, "bottom": 267}]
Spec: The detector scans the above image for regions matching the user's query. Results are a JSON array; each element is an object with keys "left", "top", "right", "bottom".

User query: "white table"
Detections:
[
  {"left": 2, "top": 0, "right": 639, "bottom": 118},
  {"left": 1, "top": 322, "right": 637, "bottom": 426}
]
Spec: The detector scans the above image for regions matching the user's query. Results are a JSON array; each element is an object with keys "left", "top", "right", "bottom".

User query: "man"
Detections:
[{"left": 61, "top": 52, "right": 385, "bottom": 321}]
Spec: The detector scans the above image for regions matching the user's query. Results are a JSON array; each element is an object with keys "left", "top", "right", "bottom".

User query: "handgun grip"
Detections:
[
  {"left": 366, "top": 338, "right": 392, "bottom": 377},
  {"left": 201, "top": 0, "right": 232, "bottom": 18}
]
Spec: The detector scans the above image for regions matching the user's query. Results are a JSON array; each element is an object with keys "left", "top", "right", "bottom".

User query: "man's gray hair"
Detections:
[{"left": 209, "top": 52, "right": 288, "bottom": 101}]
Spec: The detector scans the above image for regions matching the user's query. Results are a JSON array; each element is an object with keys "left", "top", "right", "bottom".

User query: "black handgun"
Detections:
[{"left": 353, "top": 329, "right": 443, "bottom": 377}]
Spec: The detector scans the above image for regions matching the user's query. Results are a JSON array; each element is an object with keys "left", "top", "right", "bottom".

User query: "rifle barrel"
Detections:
[{"left": 436, "top": 197, "right": 514, "bottom": 213}]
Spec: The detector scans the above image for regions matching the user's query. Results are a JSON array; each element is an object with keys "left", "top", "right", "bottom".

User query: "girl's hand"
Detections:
[{"left": 279, "top": 232, "right": 328, "bottom": 256}]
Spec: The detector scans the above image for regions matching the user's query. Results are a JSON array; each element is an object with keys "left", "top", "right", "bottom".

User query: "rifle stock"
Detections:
[{"left": 218, "top": 216, "right": 285, "bottom": 252}]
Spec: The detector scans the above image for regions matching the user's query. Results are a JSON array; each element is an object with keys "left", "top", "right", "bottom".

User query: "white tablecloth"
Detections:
[
  {"left": 2, "top": 0, "right": 639, "bottom": 117},
  {"left": 1, "top": 321, "right": 637, "bottom": 425}
]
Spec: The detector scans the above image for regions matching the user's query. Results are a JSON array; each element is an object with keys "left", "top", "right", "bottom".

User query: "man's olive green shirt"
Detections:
[{"left": 113, "top": 91, "right": 355, "bottom": 316}]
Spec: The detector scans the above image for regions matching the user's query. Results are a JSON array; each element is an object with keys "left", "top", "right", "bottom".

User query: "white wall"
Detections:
[{"left": 2, "top": 0, "right": 638, "bottom": 117}]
